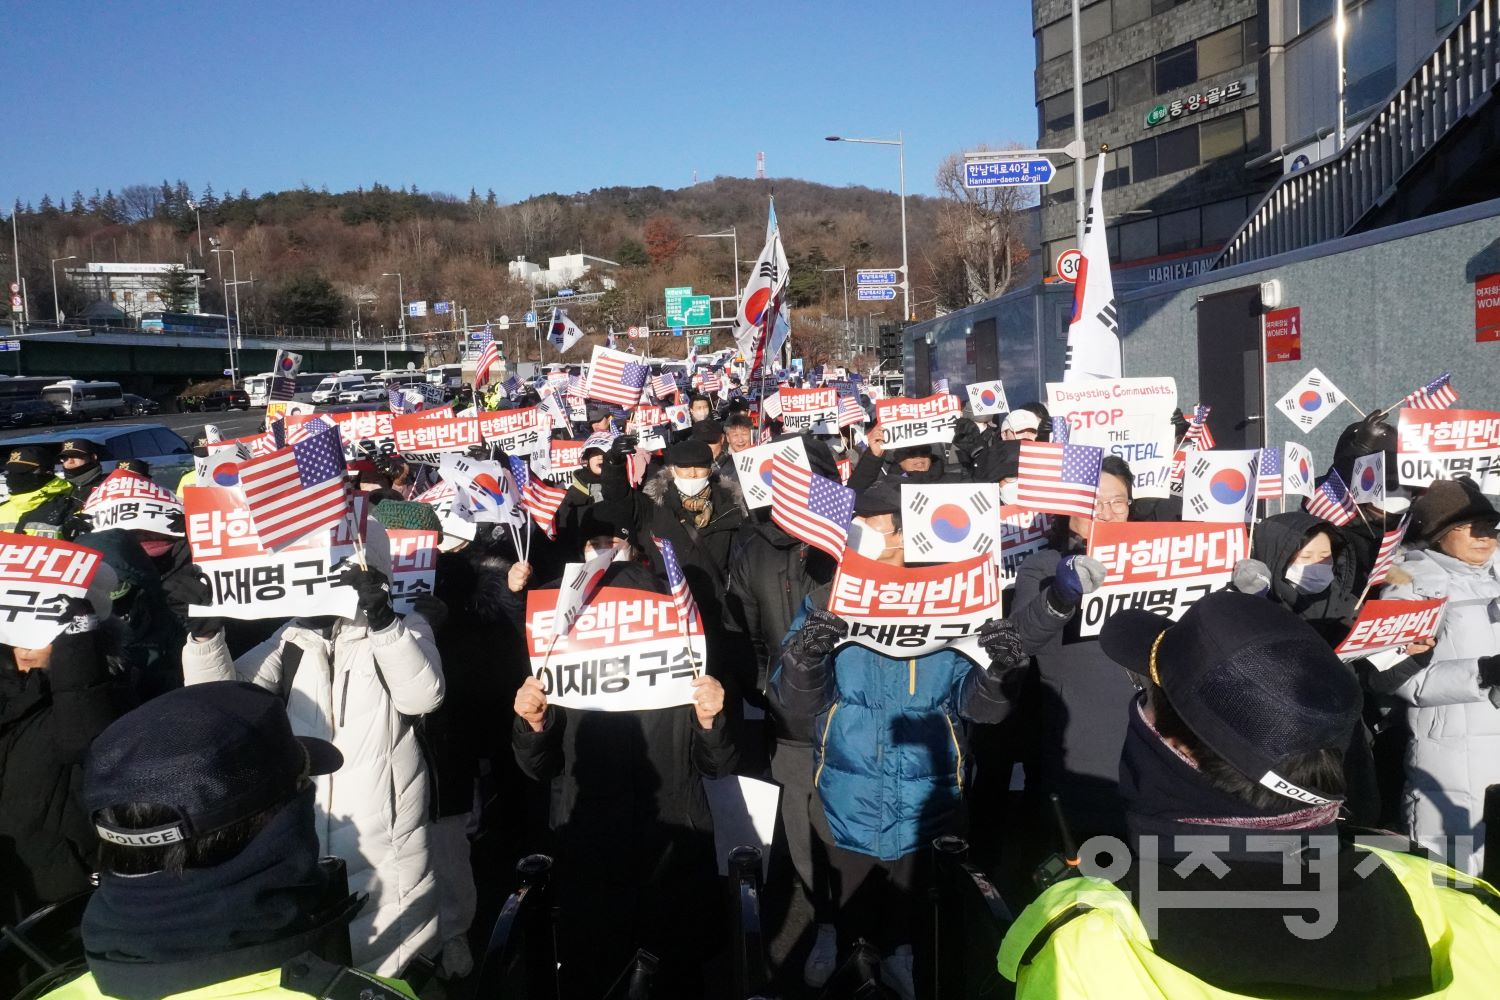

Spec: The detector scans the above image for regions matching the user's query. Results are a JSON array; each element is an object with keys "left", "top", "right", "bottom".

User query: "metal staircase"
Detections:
[{"left": 1213, "top": 0, "right": 1500, "bottom": 270}]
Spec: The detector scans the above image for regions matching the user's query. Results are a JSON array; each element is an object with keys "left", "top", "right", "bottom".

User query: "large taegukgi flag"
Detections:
[
  {"left": 735, "top": 199, "right": 790, "bottom": 370},
  {"left": 1063, "top": 156, "right": 1122, "bottom": 382}
]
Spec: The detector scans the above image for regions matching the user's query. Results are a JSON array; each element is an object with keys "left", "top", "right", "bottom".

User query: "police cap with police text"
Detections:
[{"left": 86, "top": 681, "right": 342, "bottom": 849}]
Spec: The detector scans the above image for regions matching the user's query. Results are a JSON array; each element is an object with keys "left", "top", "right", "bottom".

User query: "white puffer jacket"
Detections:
[
  {"left": 1382, "top": 547, "right": 1500, "bottom": 874},
  {"left": 183, "top": 613, "right": 445, "bottom": 975}
]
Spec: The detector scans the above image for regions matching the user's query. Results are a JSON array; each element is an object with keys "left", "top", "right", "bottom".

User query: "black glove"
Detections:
[
  {"left": 338, "top": 565, "right": 396, "bottom": 631},
  {"left": 977, "top": 618, "right": 1026, "bottom": 677},
  {"left": 1348, "top": 409, "right": 1395, "bottom": 457},
  {"left": 182, "top": 568, "right": 225, "bottom": 639},
  {"left": 164, "top": 509, "right": 186, "bottom": 537},
  {"left": 1479, "top": 655, "right": 1500, "bottom": 690},
  {"left": 788, "top": 609, "right": 848, "bottom": 661},
  {"left": 61, "top": 512, "right": 94, "bottom": 541},
  {"left": 951, "top": 417, "right": 983, "bottom": 461},
  {"left": 606, "top": 434, "right": 638, "bottom": 465}
]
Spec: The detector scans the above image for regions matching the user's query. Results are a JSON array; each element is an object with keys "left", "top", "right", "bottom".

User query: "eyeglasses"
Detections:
[{"left": 1094, "top": 497, "right": 1130, "bottom": 514}]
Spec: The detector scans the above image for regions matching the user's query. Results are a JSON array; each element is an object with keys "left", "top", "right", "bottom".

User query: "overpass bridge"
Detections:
[{"left": 0, "top": 322, "right": 428, "bottom": 396}]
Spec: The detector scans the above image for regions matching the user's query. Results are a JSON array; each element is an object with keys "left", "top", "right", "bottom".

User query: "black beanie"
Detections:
[{"left": 667, "top": 439, "right": 713, "bottom": 468}]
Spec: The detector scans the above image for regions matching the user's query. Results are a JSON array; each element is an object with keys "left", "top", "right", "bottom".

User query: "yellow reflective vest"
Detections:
[
  {"left": 1000, "top": 846, "right": 1500, "bottom": 998},
  {"left": 42, "top": 966, "right": 416, "bottom": 999},
  {"left": 0, "top": 477, "right": 76, "bottom": 538}
]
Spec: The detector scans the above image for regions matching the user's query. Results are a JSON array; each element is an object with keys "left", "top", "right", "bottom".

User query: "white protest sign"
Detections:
[
  {"left": 0, "top": 535, "right": 109, "bottom": 649},
  {"left": 1081, "top": 520, "right": 1246, "bottom": 638},
  {"left": 1396, "top": 408, "right": 1500, "bottom": 490},
  {"left": 387, "top": 528, "right": 438, "bottom": 613},
  {"left": 83, "top": 470, "right": 184, "bottom": 535},
  {"left": 732, "top": 437, "right": 810, "bottom": 510},
  {"left": 778, "top": 388, "right": 839, "bottom": 434},
  {"left": 545, "top": 440, "right": 586, "bottom": 485},
  {"left": 827, "top": 549, "right": 998, "bottom": 664},
  {"left": 968, "top": 380, "right": 1010, "bottom": 417},
  {"left": 1047, "top": 377, "right": 1178, "bottom": 499},
  {"left": 552, "top": 545, "right": 620, "bottom": 639},
  {"left": 526, "top": 585, "right": 704, "bottom": 711},
  {"left": 998, "top": 505, "right": 1050, "bottom": 590},
  {"left": 901, "top": 483, "right": 1001, "bottom": 562},
  {"left": 182, "top": 486, "right": 360, "bottom": 621},
  {"left": 478, "top": 407, "right": 549, "bottom": 456},
  {"left": 875, "top": 394, "right": 963, "bottom": 449},
  {"left": 1334, "top": 598, "right": 1446, "bottom": 660}
]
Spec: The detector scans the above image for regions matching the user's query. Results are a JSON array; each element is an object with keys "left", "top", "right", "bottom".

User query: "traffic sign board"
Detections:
[
  {"left": 857, "top": 286, "right": 898, "bottom": 302},
  {"left": 665, "top": 287, "right": 711, "bottom": 327},
  {"left": 524, "top": 311, "right": 537, "bottom": 327},
  {"left": 498, "top": 314, "right": 510, "bottom": 330},
  {"left": 1055, "top": 248, "right": 1084, "bottom": 283},
  {"left": 963, "top": 157, "right": 1055, "bottom": 188},
  {"left": 557, "top": 288, "right": 574, "bottom": 297},
  {"left": 857, "top": 269, "right": 899, "bottom": 286},
  {"left": 470, "top": 330, "right": 493, "bottom": 341},
  {"left": 692, "top": 334, "right": 712, "bottom": 346},
  {"left": 0, "top": 340, "right": 21, "bottom": 352}
]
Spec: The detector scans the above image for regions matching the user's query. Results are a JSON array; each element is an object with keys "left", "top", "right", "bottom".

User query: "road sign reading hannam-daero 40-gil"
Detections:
[
  {"left": 857, "top": 286, "right": 898, "bottom": 302},
  {"left": 964, "top": 157, "right": 1055, "bottom": 188},
  {"left": 857, "top": 270, "right": 899, "bottom": 286}
]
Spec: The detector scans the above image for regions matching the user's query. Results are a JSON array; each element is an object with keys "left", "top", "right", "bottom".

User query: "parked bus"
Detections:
[
  {"left": 0, "top": 375, "right": 72, "bottom": 404},
  {"left": 426, "top": 364, "right": 463, "bottom": 389},
  {"left": 41, "top": 380, "right": 128, "bottom": 421},
  {"left": 139, "top": 312, "right": 237, "bottom": 336}
]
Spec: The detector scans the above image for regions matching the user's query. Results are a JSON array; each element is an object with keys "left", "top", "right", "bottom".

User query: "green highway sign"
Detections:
[
  {"left": 692, "top": 334, "right": 711, "bottom": 346},
  {"left": 665, "top": 287, "right": 711, "bottom": 327}
]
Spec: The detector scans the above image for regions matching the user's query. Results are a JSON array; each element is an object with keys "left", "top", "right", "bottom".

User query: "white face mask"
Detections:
[
  {"left": 674, "top": 475, "right": 710, "bottom": 497},
  {"left": 821, "top": 436, "right": 846, "bottom": 455},
  {"left": 999, "top": 481, "right": 1020, "bottom": 506},
  {"left": 1285, "top": 561, "right": 1335, "bottom": 594},
  {"left": 848, "top": 518, "right": 892, "bottom": 559}
]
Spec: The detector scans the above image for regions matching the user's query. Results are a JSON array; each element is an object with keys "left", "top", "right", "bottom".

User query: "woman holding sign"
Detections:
[
  {"left": 1010, "top": 456, "right": 1129, "bottom": 846},
  {"left": 1379, "top": 478, "right": 1500, "bottom": 874}
]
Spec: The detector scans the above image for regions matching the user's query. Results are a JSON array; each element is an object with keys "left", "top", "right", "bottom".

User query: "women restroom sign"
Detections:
[
  {"left": 1263, "top": 306, "right": 1301, "bottom": 363},
  {"left": 1476, "top": 273, "right": 1500, "bottom": 343}
]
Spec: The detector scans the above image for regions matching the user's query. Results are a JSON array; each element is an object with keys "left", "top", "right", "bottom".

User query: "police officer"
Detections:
[
  {"left": 59, "top": 440, "right": 107, "bottom": 503},
  {"left": 39, "top": 682, "right": 417, "bottom": 999},
  {"left": 0, "top": 446, "right": 76, "bottom": 538},
  {"left": 999, "top": 592, "right": 1500, "bottom": 998}
]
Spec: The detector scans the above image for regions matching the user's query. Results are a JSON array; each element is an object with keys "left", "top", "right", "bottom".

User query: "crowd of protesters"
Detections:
[{"left": 3, "top": 369, "right": 1500, "bottom": 1000}]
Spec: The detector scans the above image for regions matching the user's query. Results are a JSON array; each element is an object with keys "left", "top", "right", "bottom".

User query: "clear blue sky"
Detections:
[{"left": 5, "top": 1, "right": 1039, "bottom": 209}]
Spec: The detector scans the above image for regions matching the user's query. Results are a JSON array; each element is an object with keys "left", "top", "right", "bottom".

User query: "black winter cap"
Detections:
[{"left": 667, "top": 439, "right": 713, "bottom": 468}]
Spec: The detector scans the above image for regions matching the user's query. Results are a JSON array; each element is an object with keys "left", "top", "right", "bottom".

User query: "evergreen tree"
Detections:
[
  {"left": 274, "top": 273, "right": 344, "bottom": 328},
  {"left": 198, "top": 184, "right": 218, "bottom": 213},
  {"left": 154, "top": 265, "right": 197, "bottom": 312},
  {"left": 100, "top": 190, "right": 123, "bottom": 224},
  {"left": 485, "top": 189, "right": 498, "bottom": 207},
  {"left": 86, "top": 189, "right": 102, "bottom": 215},
  {"left": 38, "top": 194, "right": 56, "bottom": 216},
  {"left": 70, "top": 191, "right": 85, "bottom": 215}
]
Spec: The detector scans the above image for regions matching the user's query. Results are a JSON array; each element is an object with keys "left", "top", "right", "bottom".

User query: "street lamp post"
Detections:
[
  {"left": 382, "top": 272, "right": 405, "bottom": 343},
  {"left": 186, "top": 199, "right": 203, "bottom": 258},
  {"left": 210, "top": 246, "right": 242, "bottom": 386},
  {"left": 690, "top": 227, "right": 740, "bottom": 306},
  {"left": 50, "top": 255, "right": 76, "bottom": 324},
  {"left": 827, "top": 133, "right": 911, "bottom": 322},
  {"left": 821, "top": 266, "right": 850, "bottom": 357}
]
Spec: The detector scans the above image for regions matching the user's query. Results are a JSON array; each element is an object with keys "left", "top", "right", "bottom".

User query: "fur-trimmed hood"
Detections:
[{"left": 641, "top": 466, "right": 747, "bottom": 514}]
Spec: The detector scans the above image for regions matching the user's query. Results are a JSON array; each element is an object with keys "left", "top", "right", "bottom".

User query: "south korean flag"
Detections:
[
  {"left": 1182, "top": 449, "right": 1261, "bottom": 524},
  {"left": 1275, "top": 367, "right": 1347, "bottom": 433},
  {"left": 732, "top": 436, "right": 809, "bottom": 510},
  {"left": 901, "top": 483, "right": 1001, "bottom": 562}
]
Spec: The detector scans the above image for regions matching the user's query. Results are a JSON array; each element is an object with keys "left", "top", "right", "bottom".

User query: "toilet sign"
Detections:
[{"left": 1264, "top": 307, "right": 1302, "bottom": 363}]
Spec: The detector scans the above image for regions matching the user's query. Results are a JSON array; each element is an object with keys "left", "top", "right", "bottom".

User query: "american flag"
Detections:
[
  {"left": 770, "top": 454, "right": 854, "bottom": 560},
  {"left": 284, "top": 416, "right": 331, "bottom": 446},
  {"left": 474, "top": 339, "right": 501, "bottom": 386},
  {"left": 699, "top": 371, "right": 725, "bottom": 394},
  {"left": 269, "top": 375, "right": 297, "bottom": 401},
  {"left": 507, "top": 456, "right": 567, "bottom": 538},
  {"left": 1401, "top": 372, "right": 1458, "bottom": 410},
  {"left": 932, "top": 377, "right": 950, "bottom": 395},
  {"left": 838, "top": 394, "right": 865, "bottom": 429},
  {"left": 650, "top": 373, "right": 677, "bottom": 401},
  {"left": 1016, "top": 442, "right": 1103, "bottom": 519},
  {"left": 1051, "top": 414, "right": 1071, "bottom": 445},
  {"left": 1256, "top": 447, "right": 1283, "bottom": 501},
  {"left": 587, "top": 348, "right": 649, "bottom": 407},
  {"left": 501, "top": 375, "right": 522, "bottom": 398},
  {"left": 388, "top": 385, "right": 424, "bottom": 415},
  {"left": 1304, "top": 469, "right": 1357, "bottom": 527},
  {"left": 237, "top": 426, "right": 349, "bottom": 550},
  {"left": 1183, "top": 404, "right": 1215, "bottom": 450},
  {"left": 1367, "top": 516, "right": 1410, "bottom": 587},
  {"left": 651, "top": 534, "right": 699, "bottom": 629}
]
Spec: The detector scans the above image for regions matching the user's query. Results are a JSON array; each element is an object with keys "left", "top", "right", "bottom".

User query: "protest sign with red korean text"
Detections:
[
  {"left": 387, "top": 529, "right": 438, "bottom": 613},
  {"left": 0, "top": 535, "right": 106, "bottom": 649},
  {"left": 525, "top": 585, "right": 704, "bottom": 711},
  {"left": 1335, "top": 598, "right": 1446, "bottom": 660},
  {"left": 393, "top": 411, "right": 481, "bottom": 464},
  {"left": 542, "top": 440, "right": 585, "bottom": 484},
  {"left": 827, "top": 549, "right": 998, "bottom": 662},
  {"left": 999, "top": 505, "right": 1050, "bottom": 590},
  {"left": 182, "top": 485, "right": 359, "bottom": 620},
  {"left": 83, "top": 470, "right": 184, "bottom": 535},
  {"left": 778, "top": 388, "right": 839, "bottom": 434},
  {"left": 292, "top": 410, "right": 395, "bottom": 460},
  {"left": 1396, "top": 408, "right": 1500, "bottom": 489},
  {"left": 478, "top": 407, "right": 549, "bottom": 456},
  {"left": 1081, "top": 520, "right": 1247, "bottom": 637},
  {"left": 875, "top": 394, "right": 962, "bottom": 449}
]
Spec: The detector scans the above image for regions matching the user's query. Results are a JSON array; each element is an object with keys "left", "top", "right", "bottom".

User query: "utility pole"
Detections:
[{"left": 1071, "top": 0, "right": 1086, "bottom": 247}]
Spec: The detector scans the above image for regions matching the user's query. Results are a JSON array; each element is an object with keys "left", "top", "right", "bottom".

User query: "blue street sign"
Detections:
[
  {"left": 557, "top": 288, "right": 575, "bottom": 297},
  {"left": 524, "top": 311, "right": 537, "bottom": 323},
  {"left": 857, "top": 286, "right": 898, "bottom": 302},
  {"left": 0, "top": 340, "right": 20, "bottom": 352},
  {"left": 857, "top": 269, "right": 900, "bottom": 286},
  {"left": 963, "top": 157, "right": 1055, "bottom": 188},
  {"left": 470, "top": 331, "right": 492, "bottom": 341}
]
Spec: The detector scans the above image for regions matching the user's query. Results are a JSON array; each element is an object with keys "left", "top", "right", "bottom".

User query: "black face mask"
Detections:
[
  {"left": 5, "top": 470, "right": 52, "bottom": 495},
  {"left": 64, "top": 459, "right": 101, "bottom": 483}
]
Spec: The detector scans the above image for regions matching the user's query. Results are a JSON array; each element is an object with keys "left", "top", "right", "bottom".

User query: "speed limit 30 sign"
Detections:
[{"left": 1055, "top": 248, "right": 1084, "bottom": 283}]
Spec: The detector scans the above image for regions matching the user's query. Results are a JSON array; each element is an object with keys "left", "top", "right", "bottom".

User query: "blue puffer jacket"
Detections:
[{"left": 772, "top": 598, "right": 1016, "bottom": 861}]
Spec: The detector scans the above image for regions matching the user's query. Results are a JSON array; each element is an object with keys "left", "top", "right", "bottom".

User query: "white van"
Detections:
[
  {"left": 311, "top": 375, "right": 368, "bottom": 404},
  {"left": 243, "top": 373, "right": 274, "bottom": 407},
  {"left": 41, "top": 380, "right": 128, "bottom": 421}
]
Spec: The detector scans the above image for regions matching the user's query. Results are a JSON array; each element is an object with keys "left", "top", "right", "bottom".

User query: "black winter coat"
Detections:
[
  {"left": 721, "top": 517, "right": 837, "bottom": 741},
  {"left": 1251, "top": 511, "right": 1363, "bottom": 643},
  {"left": 0, "top": 626, "right": 124, "bottom": 923}
]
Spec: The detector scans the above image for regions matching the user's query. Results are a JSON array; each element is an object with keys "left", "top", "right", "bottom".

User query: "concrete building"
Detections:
[
  {"left": 507, "top": 252, "right": 619, "bottom": 291},
  {"left": 63, "top": 262, "right": 204, "bottom": 321},
  {"left": 1033, "top": 0, "right": 1475, "bottom": 286}
]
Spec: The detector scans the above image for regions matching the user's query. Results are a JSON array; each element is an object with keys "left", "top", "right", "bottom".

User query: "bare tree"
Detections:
[
  {"left": 932, "top": 148, "right": 1034, "bottom": 309},
  {"left": 118, "top": 184, "right": 162, "bottom": 223}
]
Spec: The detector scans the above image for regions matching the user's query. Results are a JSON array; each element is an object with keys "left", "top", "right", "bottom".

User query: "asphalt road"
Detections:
[{"left": 0, "top": 408, "right": 267, "bottom": 446}]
